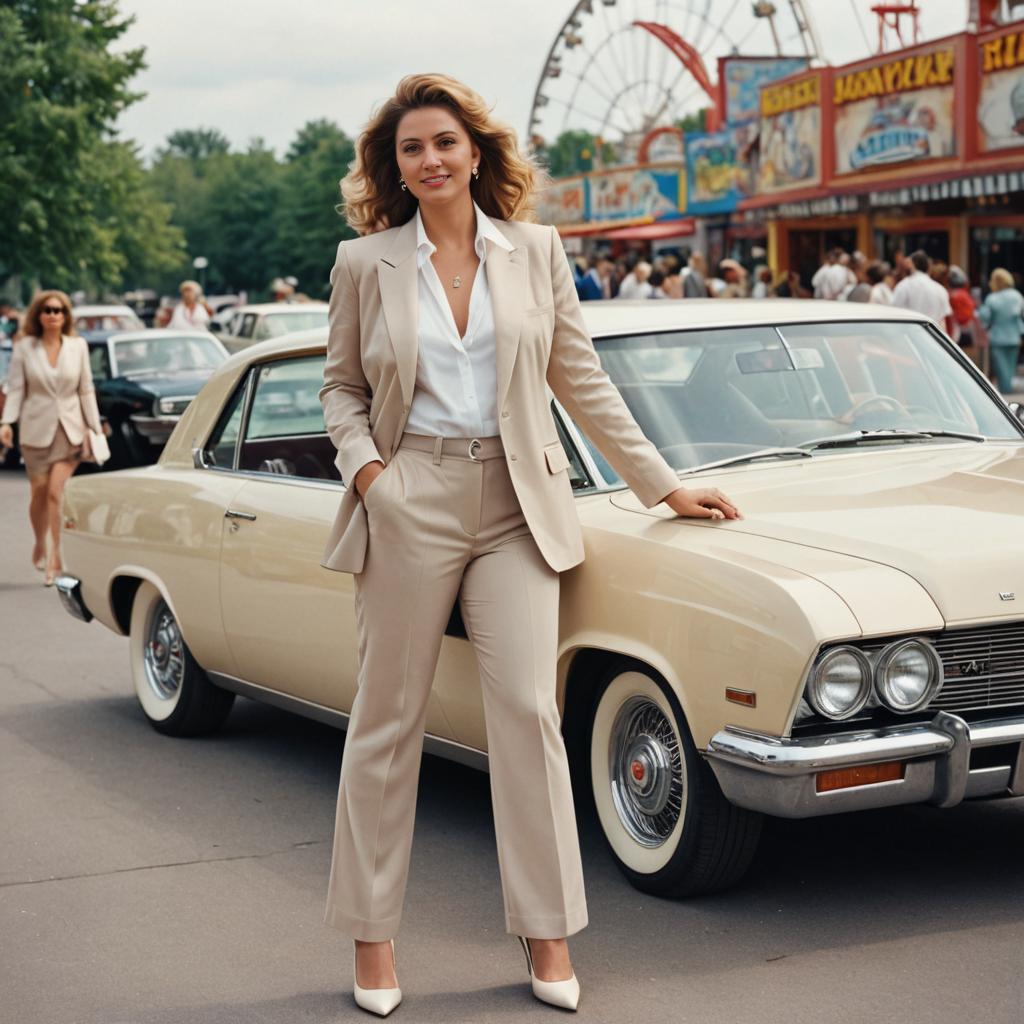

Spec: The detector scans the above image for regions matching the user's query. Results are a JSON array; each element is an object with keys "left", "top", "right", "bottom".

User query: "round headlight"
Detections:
[
  {"left": 875, "top": 639, "right": 943, "bottom": 713},
  {"left": 807, "top": 646, "right": 872, "bottom": 720}
]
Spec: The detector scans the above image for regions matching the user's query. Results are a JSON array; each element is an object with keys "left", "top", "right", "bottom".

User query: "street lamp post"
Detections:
[{"left": 192, "top": 255, "right": 208, "bottom": 293}]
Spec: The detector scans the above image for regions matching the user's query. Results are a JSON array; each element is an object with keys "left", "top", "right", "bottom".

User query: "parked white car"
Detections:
[{"left": 216, "top": 302, "right": 328, "bottom": 354}]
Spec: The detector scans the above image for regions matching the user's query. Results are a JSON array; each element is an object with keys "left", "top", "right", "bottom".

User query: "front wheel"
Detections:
[
  {"left": 129, "top": 581, "right": 234, "bottom": 736},
  {"left": 587, "top": 661, "right": 762, "bottom": 897}
]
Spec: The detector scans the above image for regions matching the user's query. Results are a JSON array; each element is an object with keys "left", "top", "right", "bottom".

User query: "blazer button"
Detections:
[
  {"left": 501, "top": 410, "right": 510, "bottom": 418},
  {"left": 509, "top": 453, "right": 518, "bottom": 461}
]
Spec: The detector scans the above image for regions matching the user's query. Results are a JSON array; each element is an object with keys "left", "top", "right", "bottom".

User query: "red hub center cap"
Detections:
[{"left": 631, "top": 760, "right": 645, "bottom": 782}]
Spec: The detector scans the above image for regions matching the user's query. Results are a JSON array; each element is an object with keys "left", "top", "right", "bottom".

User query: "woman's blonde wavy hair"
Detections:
[{"left": 341, "top": 73, "right": 547, "bottom": 235}]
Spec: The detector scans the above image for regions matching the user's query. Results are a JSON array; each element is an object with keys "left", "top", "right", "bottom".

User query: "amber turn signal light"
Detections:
[
  {"left": 816, "top": 761, "right": 904, "bottom": 793},
  {"left": 726, "top": 688, "right": 756, "bottom": 707}
]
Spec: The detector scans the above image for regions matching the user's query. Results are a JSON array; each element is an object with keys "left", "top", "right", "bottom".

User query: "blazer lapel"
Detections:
[
  {"left": 32, "top": 339, "right": 59, "bottom": 395},
  {"left": 376, "top": 218, "right": 419, "bottom": 410},
  {"left": 487, "top": 240, "right": 527, "bottom": 415}
]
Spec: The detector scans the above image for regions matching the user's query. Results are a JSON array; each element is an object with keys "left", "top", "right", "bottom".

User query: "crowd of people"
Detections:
[{"left": 571, "top": 246, "right": 1024, "bottom": 394}]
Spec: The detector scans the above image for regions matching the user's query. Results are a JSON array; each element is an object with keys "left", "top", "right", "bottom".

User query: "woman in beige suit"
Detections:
[
  {"left": 0, "top": 290, "right": 103, "bottom": 585},
  {"left": 321, "top": 74, "right": 740, "bottom": 1017}
]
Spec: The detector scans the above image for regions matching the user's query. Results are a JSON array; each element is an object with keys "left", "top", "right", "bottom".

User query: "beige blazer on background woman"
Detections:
[
  {"left": 319, "top": 216, "right": 680, "bottom": 575},
  {"left": 2, "top": 334, "right": 102, "bottom": 447}
]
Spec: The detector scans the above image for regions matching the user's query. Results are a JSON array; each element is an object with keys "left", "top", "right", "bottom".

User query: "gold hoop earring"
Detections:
[{"left": 399, "top": 177, "right": 407, "bottom": 191}]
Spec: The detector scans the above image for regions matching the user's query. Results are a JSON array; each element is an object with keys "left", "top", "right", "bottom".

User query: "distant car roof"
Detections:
[
  {"left": 74, "top": 304, "right": 139, "bottom": 318},
  {"left": 107, "top": 328, "right": 225, "bottom": 344},
  {"left": 230, "top": 302, "right": 328, "bottom": 314}
]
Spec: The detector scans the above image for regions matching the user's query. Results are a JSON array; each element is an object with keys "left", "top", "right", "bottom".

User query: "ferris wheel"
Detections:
[{"left": 529, "top": 0, "right": 824, "bottom": 164}]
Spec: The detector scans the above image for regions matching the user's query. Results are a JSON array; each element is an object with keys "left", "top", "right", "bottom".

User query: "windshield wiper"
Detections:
[
  {"left": 798, "top": 429, "right": 986, "bottom": 451},
  {"left": 681, "top": 447, "right": 813, "bottom": 474}
]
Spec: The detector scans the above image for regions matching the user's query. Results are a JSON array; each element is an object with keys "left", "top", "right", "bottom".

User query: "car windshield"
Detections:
[
  {"left": 579, "top": 321, "right": 1021, "bottom": 479},
  {"left": 113, "top": 335, "right": 226, "bottom": 376},
  {"left": 75, "top": 313, "right": 143, "bottom": 331},
  {"left": 260, "top": 310, "right": 328, "bottom": 338}
]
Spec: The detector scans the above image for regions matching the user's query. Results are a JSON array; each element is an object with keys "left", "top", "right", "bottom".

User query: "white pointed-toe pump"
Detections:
[
  {"left": 353, "top": 938, "right": 402, "bottom": 1017},
  {"left": 516, "top": 935, "right": 580, "bottom": 1011}
]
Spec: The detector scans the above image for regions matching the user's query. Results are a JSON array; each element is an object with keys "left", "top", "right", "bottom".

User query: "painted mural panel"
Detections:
[
  {"left": 685, "top": 131, "right": 741, "bottom": 214},
  {"left": 720, "top": 56, "right": 811, "bottom": 125},
  {"left": 758, "top": 72, "right": 822, "bottom": 192},
  {"left": 833, "top": 46, "right": 956, "bottom": 174},
  {"left": 978, "top": 27, "right": 1024, "bottom": 152},
  {"left": 587, "top": 167, "right": 682, "bottom": 222},
  {"left": 536, "top": 177, "right": 586, "bottom": 226}
]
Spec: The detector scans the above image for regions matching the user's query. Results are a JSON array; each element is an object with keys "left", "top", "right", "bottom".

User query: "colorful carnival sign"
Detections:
[
  {"left": 978, "top": 27, "right": 1024, "bottom": 152},
  {"left": 587, "top": 166, "right": 682, "bottom": 222},
  {"left": 536, "top": 177, "right": 586, "bottom": 226},
  {"left": 833, "top": 46, "right": 956, "bottom": 173},
  {"left": 685, "top": 131, "right": 742, "bottom": 214},
  {"left": 758, "top": 71, "right": 823, "bottom": 193},
  {"left": 719, "top": 55, "right": 810, "bottom": 125}
]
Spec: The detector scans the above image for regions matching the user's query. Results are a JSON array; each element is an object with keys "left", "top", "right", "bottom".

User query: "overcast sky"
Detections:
[{"left": 114, "top": 0, "right": 971, "bottom": 160}]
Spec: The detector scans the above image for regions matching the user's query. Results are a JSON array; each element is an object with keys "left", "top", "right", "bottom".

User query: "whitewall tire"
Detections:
[
  {"left": 129, "top": 581, "right": 234, "bottom": 736},
  {"left": 587, "top": 661, "right": 762, "bottom": 897}
]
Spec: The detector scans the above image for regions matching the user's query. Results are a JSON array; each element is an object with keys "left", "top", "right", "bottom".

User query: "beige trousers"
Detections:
[{"left": 324, "top": 432, "right": 588, "bottom": 941}]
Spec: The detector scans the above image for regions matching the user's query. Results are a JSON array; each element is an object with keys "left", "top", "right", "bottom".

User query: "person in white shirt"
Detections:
[
  {"left": 616, "top": 260, "right": 653, "bottom": 299},
  {"left": 811, "top": 248, "right": 853, "bottom": 300},
  {"left": 891, "top": 250, "right": 953, "bottom": 333},
  {"left": 866, "top": 260, "right": 894, "bottom": 304},
  {"left": 168, "top": 280, "right": 210, "bottom": 330},
  {"left": 318, "top": 72, "right": 740, "bottom": 1018}
]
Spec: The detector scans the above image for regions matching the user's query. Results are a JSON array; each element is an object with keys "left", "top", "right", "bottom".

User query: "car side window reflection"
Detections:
[
  {"left": 203, "top": 377, "right": 247, "bottom": 469},
  {"left": 239, "top": 355, "right": 339, "bottom": 483},
  {"left": 89, "top": 345, "right": 111, "bottom": 381}
]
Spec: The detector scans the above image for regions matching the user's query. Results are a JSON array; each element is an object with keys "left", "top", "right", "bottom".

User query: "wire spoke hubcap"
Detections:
[
  {"left": 609, "top": 695, "right": 684, "bottom": 847},
  {"left": 144, "top": 600, "right": 185, "bottom": 701}
]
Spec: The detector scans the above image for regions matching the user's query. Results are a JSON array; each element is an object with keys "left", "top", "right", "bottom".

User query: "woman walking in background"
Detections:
[
  {"left": 0, "top": 290, "right": 103, "bottom": 585},
  {"left": 318, "top": 72, "right": 739, "bottom": 1017},
  {"left": 978, "top": 268, "right": 1024, "bottom": 394}
]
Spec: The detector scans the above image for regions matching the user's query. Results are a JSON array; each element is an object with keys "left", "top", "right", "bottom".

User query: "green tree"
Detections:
[
  {"left": 0, "top": 0, "right": 179, "bottom": 295},
  {"left": 160, "top": 127, "right": 231, "bottom": 163},
  {"left": 274, "top": 119, "right": 356, "bottom": 299},
  {"left": 537, "top": 130, "right": 597, "bottom": 178}
]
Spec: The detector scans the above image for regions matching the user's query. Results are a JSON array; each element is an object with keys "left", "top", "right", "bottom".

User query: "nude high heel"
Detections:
[
  {"left": 516, "top": 935, "right": 580, "bottom": 1011},
  {"left": 353, "top": 938, "right": 401, "bottom": 1017}
]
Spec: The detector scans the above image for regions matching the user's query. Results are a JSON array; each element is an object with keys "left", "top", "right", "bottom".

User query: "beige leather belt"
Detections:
[{"left": 399, "top": 432, "right": 505, "bottom": 463}]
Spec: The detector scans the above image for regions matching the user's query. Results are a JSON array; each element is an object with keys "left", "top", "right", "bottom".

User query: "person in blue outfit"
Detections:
[{"left": 978, "top": 268, "right": 1024, "bottom": 394}]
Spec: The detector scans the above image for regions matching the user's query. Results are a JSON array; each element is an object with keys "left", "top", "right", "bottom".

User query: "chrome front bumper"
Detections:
[
  {"left": 704, "top": 711, "right": 1024, "bottom": 818},
  {"left": 54, "top": 574, "right": 92, "bottom": 623}
]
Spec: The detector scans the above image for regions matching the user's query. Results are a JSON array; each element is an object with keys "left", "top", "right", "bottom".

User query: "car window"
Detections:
[
  {"left": 203, "top": 376, "right": 248, "bottom": 469},
  {"left": 573, "top": 322, "right": 1020, "bottom": 481},
  {"left": 245, "top": 356, "right": 326, "bottom": 439},
  {"left": 237, "top": 355, "right": 339, "bottom": 482},
  {"left": 261, "top": 310, "right": 329, "bottom": 338},
  {"left": 89, "top": 345, "right": 111, "bottom": 380},
  {"left": 112, "top": 335, "right": 225, "bottom": 375},
  {"left": 239, "top": 313, "right": 258, "bottom": 339}
]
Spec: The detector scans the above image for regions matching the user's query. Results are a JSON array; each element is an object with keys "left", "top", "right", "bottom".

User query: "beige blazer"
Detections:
[
  {"left": 1, "top": 335, "right": 103, "bottom": 448},
  {"left": 318, "top": 216, "right": 680, "bottom": 574}
]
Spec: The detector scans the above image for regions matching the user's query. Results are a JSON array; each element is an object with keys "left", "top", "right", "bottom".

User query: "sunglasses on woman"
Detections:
[{"left": 41, "top": 306, "right": 65, "bottom": 315}]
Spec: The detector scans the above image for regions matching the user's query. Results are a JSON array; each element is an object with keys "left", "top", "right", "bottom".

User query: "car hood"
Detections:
[
  {"left": 609, "top": 442, "right": 1024, "bottom": 628},
  {"left": 115, "top": 370, "right": 215, "bottom": 397}
]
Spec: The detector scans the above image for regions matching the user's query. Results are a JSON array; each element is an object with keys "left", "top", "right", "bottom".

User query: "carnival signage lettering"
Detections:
[
  {"left": 981, "top": 30, "right": 1024, "bottom": 73},
  {"left": 833, "top": 48, "right": 955, "bottom": 105},
  {"left": 978, "top": 29, "right": 1024, "bottom": 153},
  {"left": 761, "top": 75, "right": 820, "bottom": 117}
]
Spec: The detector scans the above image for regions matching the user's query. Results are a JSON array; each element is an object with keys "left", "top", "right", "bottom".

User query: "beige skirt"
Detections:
[{"left": 21, "top": 423, "right": 83, "bottom": 478}]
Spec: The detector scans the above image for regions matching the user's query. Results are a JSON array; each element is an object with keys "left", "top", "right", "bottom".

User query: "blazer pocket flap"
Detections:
[{"left": 544, "top": 442, "right": 570, "bottom": 474}]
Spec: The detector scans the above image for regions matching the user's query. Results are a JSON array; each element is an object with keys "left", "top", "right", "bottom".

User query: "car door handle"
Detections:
[{"left": 224, "top": 509, "right": 257, "bottom": 521}]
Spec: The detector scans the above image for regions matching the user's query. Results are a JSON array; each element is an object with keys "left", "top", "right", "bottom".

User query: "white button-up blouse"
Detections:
[{"left": 403, "top": 200, "right": 515, "bottom": 438}]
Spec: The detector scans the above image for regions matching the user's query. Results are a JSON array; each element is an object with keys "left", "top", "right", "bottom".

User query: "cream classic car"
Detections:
[{"left": 55, "top": 300, "right": 1024, "bottom": 898}]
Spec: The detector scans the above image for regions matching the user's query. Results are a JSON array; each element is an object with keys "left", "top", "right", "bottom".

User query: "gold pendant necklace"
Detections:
[{"left": 452, "top": 275, "right": 462, "bottom": 289}]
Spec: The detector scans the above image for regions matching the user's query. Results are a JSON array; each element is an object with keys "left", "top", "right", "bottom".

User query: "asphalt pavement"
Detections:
[{"left": 2, "top": 467, "right": 1023, "bottom": 1024}]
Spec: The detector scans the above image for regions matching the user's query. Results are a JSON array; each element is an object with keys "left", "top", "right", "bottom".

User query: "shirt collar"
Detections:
[{"left": 414, "top": 200, "right": 515, "bottom": 269}]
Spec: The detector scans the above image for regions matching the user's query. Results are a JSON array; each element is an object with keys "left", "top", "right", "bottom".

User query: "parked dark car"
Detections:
[
  {"left": 0, "top": 339, "right": 19, "bottom": 469},
  {"left": 88, "top": 329, "right": 229, "bottom": 467}
]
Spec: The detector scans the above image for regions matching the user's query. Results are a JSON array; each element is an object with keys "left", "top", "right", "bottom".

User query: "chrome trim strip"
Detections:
[
  {"left": 54, "top": 573, "right": 92, "bottom": 623},
  {"left": 206, "top": 672, "right": 490, "bottom": 772}
]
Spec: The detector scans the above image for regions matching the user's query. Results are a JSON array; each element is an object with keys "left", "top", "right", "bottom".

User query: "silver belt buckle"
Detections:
[{"left": 467, "top": 438, "right": 482, "bottom": 462}]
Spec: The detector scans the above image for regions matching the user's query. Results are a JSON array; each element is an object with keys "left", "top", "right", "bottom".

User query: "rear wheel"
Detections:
[
  {"left": 129, "top": 581, "right": 234, "bottom": 736},
  {"left": 586, "top": 661, "right": 762, "bottom": 897}
]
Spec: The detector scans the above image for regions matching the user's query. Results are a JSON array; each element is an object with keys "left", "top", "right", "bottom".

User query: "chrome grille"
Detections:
[{"left": 929, "top": 621, "right": 1024, "bottom": 713}]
